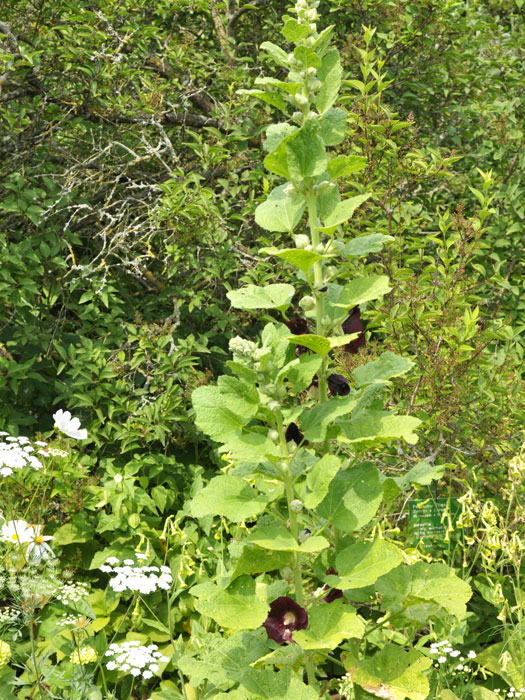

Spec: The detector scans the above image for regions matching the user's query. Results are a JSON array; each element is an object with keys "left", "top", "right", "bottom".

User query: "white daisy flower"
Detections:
[
  {"left": 1, "top": 519, "right": 35, "bottom": 544},
  {"left": 52, "top": 409, "right": 88, "bottom": 440},
  {"left": 26, "top": 524, "right": 55, "bottom": 564}
]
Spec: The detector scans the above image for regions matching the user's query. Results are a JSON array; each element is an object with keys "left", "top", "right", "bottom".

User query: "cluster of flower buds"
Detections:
[{"left": 229, "top": 335, "right": 272, "bottom": 373}]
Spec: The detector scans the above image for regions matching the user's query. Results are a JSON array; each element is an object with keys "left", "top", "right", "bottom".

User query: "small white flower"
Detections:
[
  {"left": 456, "top": 664, "right": 464, "bottom": 671},
  {"left": 443, "top": 646, "right": 453, "bottom": 653},
  {"left": 123, "top": 558, "right": 134, "bottom": 565},
  {"left": 449, "top": 650, "right": 461, "bottom": 657},
  {"left": 113, "top": 473, "right": 123, "bottom": 484},
  {"left": 53, "top": 409, "right": 88, "bottom": 440},
  {"left": 438, "top": 656, "right": 447, "bottom": 663},
  {"left": 106, "top": 556, "right": 119, "bottom": 565},
  {"left": 468, "top": 650, "right": 477, "bottom": 658},
  {"left": 1, "top": 519, "right": 35, "bottom": 544}
]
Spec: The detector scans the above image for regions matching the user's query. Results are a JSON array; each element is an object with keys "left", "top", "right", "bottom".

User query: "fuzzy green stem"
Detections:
[
  {"left": 306, "top": 190, "right": 328, "bottom": 405},
  {"left": 276, "top": 410, "right": 317, "bottom": 687}
]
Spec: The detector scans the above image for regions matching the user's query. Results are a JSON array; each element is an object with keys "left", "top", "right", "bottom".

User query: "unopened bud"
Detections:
[
  {"left": 295, "top": 93, "right": 308, "bottom": 107},
  {"left": 299, "top": 295, "right": 315, "bottom": 311},
  {"left": 294, "top": 234, "right": 310, "bottom": 248},
  {"left": 290, "top": 499, "right": 303, "bottom": 513}
]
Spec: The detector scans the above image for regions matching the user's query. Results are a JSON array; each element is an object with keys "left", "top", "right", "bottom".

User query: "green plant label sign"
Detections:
[{"left": 408, "top": 498, "right": 459, "bottom": 547}]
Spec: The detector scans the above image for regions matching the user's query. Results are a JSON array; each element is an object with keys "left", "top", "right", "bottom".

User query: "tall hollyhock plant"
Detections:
[{"left": 180, "top": 2, "right": 471, "bottom": 697}]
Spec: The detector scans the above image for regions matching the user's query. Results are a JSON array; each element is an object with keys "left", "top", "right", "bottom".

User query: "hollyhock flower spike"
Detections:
[
  {"left": 263, "top": 596, "right": 308, "bottom": 644},
  {"left": 53, "top": 409, "right": 88, "bottom": 440},
  {"left": 342, "top": 306, "right": 365, "bottom": 354}
]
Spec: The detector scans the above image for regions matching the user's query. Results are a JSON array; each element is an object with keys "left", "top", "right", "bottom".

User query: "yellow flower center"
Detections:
[
  {"left": 283, "top": 612, "right": 296, "bottom": 626},
  {"left": 10, "top": 534, "right": 19, "bottom": 542},
  {"left": 36, "top": 535, "right": 44, "bottom": 543}
]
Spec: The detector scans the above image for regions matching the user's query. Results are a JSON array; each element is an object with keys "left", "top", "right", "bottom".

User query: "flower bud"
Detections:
[
  {"left": 268, "top": 400, "right": 281, "bottom": 411},
  {"left": 295, "top": 94, "right": 308, "bottom": 107},
  {"left": 290, "top": 499, "right": 303, "bottom": 513},
  {"left": 305, "top": 36, "right": 315, "bottom": 47},
  {"left": 268, "top": 429, "right": 279, "bottom": 442},
  {"left": 294, "top": 234, "right": 310, "bottom": 248},
  {"left": 307, "top": 66, "right": 317, "bottom": 76},
  {"left": 299, "top": 295, "right": 315, "bottom": 311},
  {"left": 283, "top": 183, "right": 296, "bottom": 196}
]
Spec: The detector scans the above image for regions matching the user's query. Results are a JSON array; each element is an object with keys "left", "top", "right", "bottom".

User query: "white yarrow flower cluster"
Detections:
[
  {"left": 100, "top": 557, "right": 172, "bottom": 594},
  {"left": 52, "top": 409, "right": 88, "bottom": 440},
  {"left": 0, "top": 434, "right": 44, "bottom": 477},
  {"left": 105, "top": 641, "right": 169, "bottom": 678}
]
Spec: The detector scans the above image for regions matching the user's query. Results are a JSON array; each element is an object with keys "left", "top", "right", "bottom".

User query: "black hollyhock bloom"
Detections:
[
  {"left": 342, "top": 306, "right": 365, "bottom": 354},
  {"left": 285, "top": 317, "right": 309, "bottom": 335},
  {"left": 323, "top": 568, "right": 344, "bottom": 603},
  {"left": 285, "top": 423, "right": 307, "bottom": 446},
  {"left": 263, "top": 596, "right": 308, "bottom": 644},
  {"left": 285, "top": 317, "right": 309, "bottom": 357},
  {"left": 327, "top": 373, "right": 350, "bottom": 396}
]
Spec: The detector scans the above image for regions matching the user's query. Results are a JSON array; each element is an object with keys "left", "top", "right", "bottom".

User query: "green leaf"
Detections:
[
  {"left": 238, "top": 668, "right": 319, "bottom": 700},
  {"left": 190, "top": 475, "right": 268, "bottom": 522},
  {"left": 255, "top": 185, "right": 306, "bottom": 232},
  {"left": 286, "top": 120, "right": 327, "bottom": 180},
  {"left": 318, "top": 108, "right": 347, "bottom": 146},
  {"left": 344, "top": 645, "right": 431, "bottom": 700},
  {"left": 301, "top": 395, "right": 358, "bottom": 442},
  {"left": 287, "top": 333, "right": 361, "bottom": 358},
  {"left": 376, "top": 561, "right": 472, "bottom": 620},
  {"left": 192, "top": 376, "right": 259, "bottom": 441},
  {"left": 294, "top": 600, "right": 365, "bottom": 650},
  {"left": 337, "top": 411, "right": 421, "bottom": 446},
  {"left": 319, "top": 193, "right": 372, "bottom": 231},
  {"left": 293, "top": 45, "right": 321, "bottom": 69},
  {"left": 178, "top": 630, "right": 268, "bottom": 691},
  {"left": 255, "top": 77, "right": 302, "bottom": 96},
  {"left": 327, "top": 154, "right": 367, "bottom": 178},
  {"left": 285, "top": 353, "right": 323, "bottom": 392},
  {"left": 472, "top": 689, "right": 501, "bottom": 700},
  {"left": 353, "top": 352, "right": 414, "bottom": 387},
  {"left": 333, "top": 538, "right": 404, "bottom": 589},
  {"left": 220, "top": 431, "right": 281, "bottom": 464},
  {"left": 231, "top": 546, "right": 292, "bottom": 581},
  {"left": 259, "top": 246, "right": 325, "bottom": 274},
  {"left": 238, "top": 89, "right": 288, "bottom": 113},
  {"left": 316, "top": 463, "right": 383, "bottom": 532},
  {"left": 227, "top": 283, "right": 295, "bottom": 310},
  {"left": 304, "top": 454, "right": 343, "bottom": 508},
  {"left": 395, "top": 461, "right": 447, "bottom": 489},
  {"left": 263, "top": 123, "right": 297, "bottom": 153},
  {"left": 316, "top": 48, "right": 342, "bottom": 114},
  {"left": 333, "top": 275, "right": 391, "bottom": 309},
  {"left": 191, "top": 576, "right": 269, "bottom": 630},
  {"left": 53, "top": 517, "right": 94, "bottom": 545},
  {"left": 260, "top": 41, "right": 290, "bottom": 68},
  {"left": 247, "top": 521, "right": 328, "bottom": 552},
  {"left": 344, "top": 233, "right": 393, "bottom": 257},
  {"left": 281, "top": 19, "right": 309, "bottom": 42}
]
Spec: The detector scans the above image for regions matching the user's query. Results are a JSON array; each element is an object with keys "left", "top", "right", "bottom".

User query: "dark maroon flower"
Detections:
[
  {"left": 342, "top": 306, "right": 365, "bottom": 354},
  {"left": 323, "top": 568, "right": 344, "bottom": 603},
  {"left": 327, "top": 373, "right": 350, "bottom": 396},
  {"left": 263, "top": 596, "right": 308, "bottom": 644},
  {"left": 285, "top": 423, "right": 307, "bottom": 446},
  {"left": 285, "top": 317, "right": 309, "bottom": 335}
]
